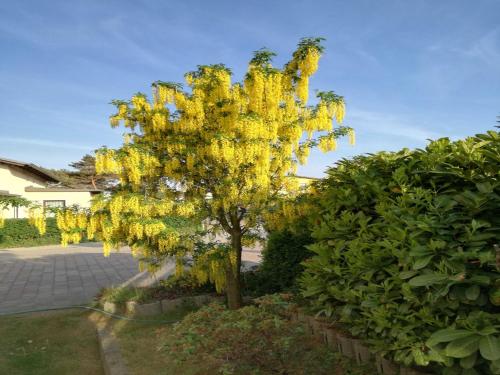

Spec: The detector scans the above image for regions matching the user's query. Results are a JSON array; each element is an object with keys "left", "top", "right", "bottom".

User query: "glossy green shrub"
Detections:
[{"left": 300, "top": 131, "right": 500, "bottom": 374}]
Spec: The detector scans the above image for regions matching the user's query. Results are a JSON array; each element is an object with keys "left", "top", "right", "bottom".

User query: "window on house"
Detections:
[{"left": 43, "top": 200, "right": 65, "bottom": 217}]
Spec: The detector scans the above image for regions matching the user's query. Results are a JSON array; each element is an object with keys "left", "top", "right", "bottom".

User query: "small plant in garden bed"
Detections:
[
  {"left": 98, "top": 273, "right": 221, "bottom": 306},
  {"left": 98, "top": 286, "right": 146, "bottom": 306},
  {"left": 157, "top": 273, "right": 219, "bottom": 300},
  {"left": 162, "top": 294, "right": 375, "bottom": 374}
]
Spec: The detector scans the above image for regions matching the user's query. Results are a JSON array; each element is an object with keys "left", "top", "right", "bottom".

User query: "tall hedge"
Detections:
[
  {"left": 0, "top": 218, "right": 61, "bottom": 248},
  {"left": 243, "top": 226, "right": 313, "bottom": 296},
  {"left": 300, "top": 131, "right": 500, "bottom": 374}
]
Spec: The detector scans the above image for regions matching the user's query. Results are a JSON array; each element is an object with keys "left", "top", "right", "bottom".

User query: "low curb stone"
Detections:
[
  {"left": 96, "top": 324, "right": 129, "bottom": 375},
  {"left": 126, "top": 300, "right": 162, "bottom": 316}
]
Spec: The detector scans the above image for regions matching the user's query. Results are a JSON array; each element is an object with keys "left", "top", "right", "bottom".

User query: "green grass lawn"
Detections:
[{"left": 0, "top": 310, "right": 103, "bottom": 375}]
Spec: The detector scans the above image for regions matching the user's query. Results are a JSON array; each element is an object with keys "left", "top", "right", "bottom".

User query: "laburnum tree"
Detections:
[{"left": 49, "top": 38, "right": 354, "bottom": 309}]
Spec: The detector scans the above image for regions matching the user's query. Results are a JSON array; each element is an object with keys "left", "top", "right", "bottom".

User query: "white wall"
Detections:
[{"left": 0, "top": 164, "right": 94, "bottom": 219}]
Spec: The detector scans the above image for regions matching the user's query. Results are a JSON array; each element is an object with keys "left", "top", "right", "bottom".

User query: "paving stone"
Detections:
[
  {"left": 0, "top": 242, "right": 263, "bottom": 314},
  {"left": 0, "top": 244, "right": 140, "bottom": 313}
]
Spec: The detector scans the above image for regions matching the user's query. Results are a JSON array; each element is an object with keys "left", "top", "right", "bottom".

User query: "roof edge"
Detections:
[{"left": 0, "top": 157, "right": 59, "bottom": 183}]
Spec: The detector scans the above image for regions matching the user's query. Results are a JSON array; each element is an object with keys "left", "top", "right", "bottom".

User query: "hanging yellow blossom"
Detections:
[
  {"left": 28, "top": 207, "right": 46, "bottom": 235},
  {"left": 348, "top": 128, "right": 356, "bottom": 146}
]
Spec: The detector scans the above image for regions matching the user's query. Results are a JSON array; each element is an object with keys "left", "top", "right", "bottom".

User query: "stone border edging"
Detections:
[
  {"left": 290, "top": 308, "right": 433, "bottom": 375},
  {"left": 96, "top": 324, "right": 130, "bottom": 375},
  {"left": 103, "top": 294, "right": 225, "bottom": 317}
]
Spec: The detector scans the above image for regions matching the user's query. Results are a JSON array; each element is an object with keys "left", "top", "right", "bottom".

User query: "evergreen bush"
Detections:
[
  {"left": 243, "top": 226, "right": 313, "bottom": 296},
  {"left": 300, "top": 131, "right": 500, "bottom": 374}
]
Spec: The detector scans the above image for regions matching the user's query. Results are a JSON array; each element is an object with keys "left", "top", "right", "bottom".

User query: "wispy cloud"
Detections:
[
  {"left": 98, "top": 15, "right": 169, "bottom": 68},
  {"left": 417, "top": 27, "right": 500, "bottom": 96},
  {"left": 348, "top": 109, "right": 444, "bottom": 142},
  {"left": 0, "top": 137, "right": 93, "bottom": 151},
  {"left": 459, "top": 27, "right": 500, "bottom": 67}
]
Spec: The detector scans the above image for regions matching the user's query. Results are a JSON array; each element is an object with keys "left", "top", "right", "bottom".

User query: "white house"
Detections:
[{"left": 0, "top": 157, "right": 100, "bottom": 218}]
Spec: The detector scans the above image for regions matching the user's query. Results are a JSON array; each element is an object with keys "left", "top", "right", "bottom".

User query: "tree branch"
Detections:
[{"left": 217, "top": 209, "right": 233, "bottom": 233}]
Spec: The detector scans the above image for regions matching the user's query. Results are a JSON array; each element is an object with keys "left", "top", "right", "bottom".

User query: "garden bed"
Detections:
[
  {"left": 109, "top": 297, "right": 375, "bottom": 375},
  {"left": 98, "top": 274, "right": 225, "bottom": 317}
]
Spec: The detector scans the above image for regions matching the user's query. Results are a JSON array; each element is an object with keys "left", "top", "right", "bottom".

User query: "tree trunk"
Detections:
[{"left": 225, "top": 230, "right": 243, "bottom": 309}]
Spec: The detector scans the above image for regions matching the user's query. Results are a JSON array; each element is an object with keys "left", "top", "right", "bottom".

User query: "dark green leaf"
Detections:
[
  {"left": 462, "top": 369, "right": 479, "bottom": 375},
  {"left": 479, "top": 336, "right": 500, "bottom": 361},
  {"left": 459, "top": 352, "right": 476, "bottom": 369},
  {"left": 465, "top": 285, "right": 480, "bottom": 301},
  {"left": 408, "top": 274, "right": 448, "bottom": 287},
  {"left": 445, "top": 335, "right": 480, "bottom": 358},
  {"left": 427, "top": 329, "right": 475, "bottom": 346},
  {"left": 399, "top": 270, "right": 418, "bottom": 280},
  {"left": 412, "top": 255, "right": 434, "bottom": 270}
]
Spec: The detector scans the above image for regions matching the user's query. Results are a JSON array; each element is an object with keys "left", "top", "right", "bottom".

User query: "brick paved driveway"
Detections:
[
  {"left": 0, "top": 242, "right": 262, "bottom": 315},
  {"left": 0, "top": 243, "right": 139, "bottom": 314}
]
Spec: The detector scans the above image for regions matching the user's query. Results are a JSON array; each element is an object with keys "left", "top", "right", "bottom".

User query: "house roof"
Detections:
[{"left": 0, "top": 157, "right": 59, "bottom": 183}]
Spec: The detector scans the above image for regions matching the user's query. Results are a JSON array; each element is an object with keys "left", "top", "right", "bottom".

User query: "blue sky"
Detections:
[{"left": 0, "top": 0, "right": 499, "bottom": 177}]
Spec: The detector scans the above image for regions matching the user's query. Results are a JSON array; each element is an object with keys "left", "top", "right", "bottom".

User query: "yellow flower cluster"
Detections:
[
  {"left": 296, "top": 146, "right": 311, "bottom": 165},
  {"left": 61, "top": 232, "right": 82, "bottom": 247},
  {"left": 264, "top": 197, "right": 314, "bottom": 232},
  {"left": 87, "top": 215, "right": 100, "bottom": 240},
  {"left": 156, "top": 85, "right": 176, "bottom": 104},
  {"left": 152, "top": 112, "right": 168, "bottom": 132},
  {"left": 190, "top": 248, "right": 236, "bottom": 293},
  {"left": 293, "top": 48, "right": 320, "bottom": 104},
  {"left": 298, "top": 48, "right": 321, "bottom": 76},
  {"left": 95, "top": 149, "right": 121, "bottom": 174},
  {"left": 57, "top": 210, "right": 87, "bottom": 232},
  {"left": 319, "top": 136, "right": 337, "bottom": 152},
  {"left": 103, "top": 241, "right": 113, "bottom": 257},
  {"left": 128, "top": 222, "right": 144, "bottom": 240},
  {"left": 176, "top": 202, "right": 195, "bottom": 217},
  {"left": 131, "top": 94, "right": 151, "bottom": 111},
  {"left": 28, "top": 207, "right": 46, "bottom": 235},
  {"left": 110, "top": 148, "right": 161, "bottom": 188},
  {"left": 348, "top": 128, "right": 356, "bottom": 146},
  {"left": 109, "top": 196, "right": 124, "bottom": 226},
  {"left": 144, "top": 221, "right": 166, "bottom": 237},
  {"left": 158, "top": 232, "right": 180, "bottom": 253}
]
